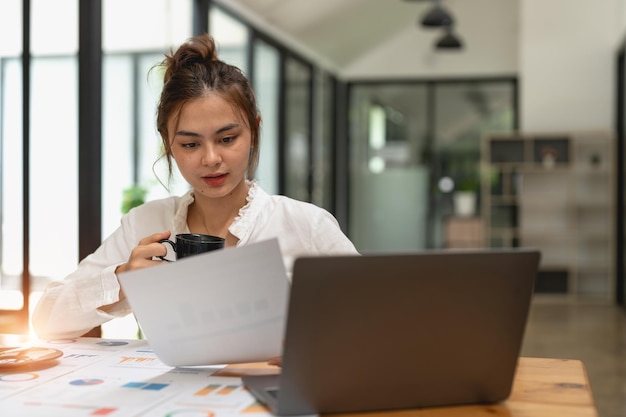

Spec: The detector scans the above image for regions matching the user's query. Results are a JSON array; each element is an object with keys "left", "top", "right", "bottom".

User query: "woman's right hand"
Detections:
[
  {"left": 103, "top": 231, "right": 172, "bottom": 310},
  {"left": 115, "top": 231, "right": 172, "bottom": 275},
  {"left": 267, "top": 356, "right": 282, "bottom": 367}
]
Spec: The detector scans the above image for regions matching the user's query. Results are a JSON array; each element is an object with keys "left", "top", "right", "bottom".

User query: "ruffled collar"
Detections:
[
  {"left": 229, "top": 180, "right": 269, "bottom": 242},
  {"left": 180, "top": 180, "right": 267, "bottom": 242}
]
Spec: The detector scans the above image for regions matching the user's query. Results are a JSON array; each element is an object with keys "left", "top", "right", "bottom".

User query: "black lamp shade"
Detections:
[
  {"left": 421, "top": 5, "right": 454, "bottom": 27},
  {"left": 436, "top": 31, "right": 463, "bottom": 49}
]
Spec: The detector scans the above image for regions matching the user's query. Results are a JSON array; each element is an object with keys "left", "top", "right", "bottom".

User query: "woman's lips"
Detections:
[{"left": 202, "top": 174, "right": 227, "bottom": 186}]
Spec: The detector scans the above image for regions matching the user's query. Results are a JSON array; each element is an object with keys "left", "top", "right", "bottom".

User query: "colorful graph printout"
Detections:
[
  {"left": 165, "top": 410, "right": 215, "bottom": 417},
  {"left": 123, "top": 381, "right": 170, "bottom": 391},
  {"left": 97, "top": 341, "right": 129, "bottom": 347},
  {"left": 217, "top": 385, "right": 238, "bottom": 395},
  {"left": 194, "top": 384, "right": 221, "bottom": 396},
  {"left": 69, "top": 378, "right": 104, "bottom": 386},
  {"left": 1, "top": 338, "right": 276, "bottom": 417}
]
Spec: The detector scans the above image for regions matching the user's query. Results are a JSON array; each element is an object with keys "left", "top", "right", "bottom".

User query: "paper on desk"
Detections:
[
  {"left": 0, "top": 338, "right": 277, "bottom": 417},
  {"left": 118, "top": 238, "right": 289, "bottom": 367}
]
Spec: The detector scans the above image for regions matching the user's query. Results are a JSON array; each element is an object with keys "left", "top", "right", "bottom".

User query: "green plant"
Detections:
[
  {"left": 121, "top": 184, "right": 148, "bottom": 214},
  {"left": 444, "top": 148, "right": 481, "bottom": 193},
  {"left": 456, "top": 164, "right": 498, "bottom": 192},
  {"left": 456, "top": 173, "right": 480, "bottom": 192},
  {"left": 453, "top": 161, "right": 482, "bottom": 192}
]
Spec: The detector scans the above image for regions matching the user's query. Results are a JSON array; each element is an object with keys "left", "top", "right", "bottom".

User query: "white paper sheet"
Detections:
[
  {"left": 118, "top": 238, "right": 289, "bottom": 367},
  {"left": 1, "top": 338, "right": 276, "bottom": 417}
]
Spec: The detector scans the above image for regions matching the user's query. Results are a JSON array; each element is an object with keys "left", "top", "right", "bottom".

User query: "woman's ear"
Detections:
[{"left": 256, "top": 115, "right": 261, "bottom": 127}]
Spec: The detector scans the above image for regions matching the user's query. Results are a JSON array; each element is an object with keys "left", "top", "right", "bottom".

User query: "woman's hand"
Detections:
[
  {"left": 267, "top": 356, "right": 282, "bottom": 367},
  {"left": 115, "top": 231, "right": 171, "bottom": 275},
  {"left": 107, "top": 232, "right": 171, "bottom": 308}
]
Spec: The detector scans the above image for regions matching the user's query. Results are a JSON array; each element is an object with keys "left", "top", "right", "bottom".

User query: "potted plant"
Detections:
[
  {"left": 121, "top": 184, "right": 148, "bottom": 214},
  {"left": 452, "top": 163, "right": 480, "bottom": 217}
]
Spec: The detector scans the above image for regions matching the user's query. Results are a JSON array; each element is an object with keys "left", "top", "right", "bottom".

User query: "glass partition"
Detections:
[
  {"left": 0, "top": 1, "right": 22, "bottom": 323},
  {"left": 102, "top": 0, "right": 193, "bottom": 240},
  {"left": 252, "top": 38, "right": 280, "bottom": 194},
  {"left": 623, "top": 52, "right": 626, "bottom": 305},
  {"left": 0, "top": 34, "right": 23, "bottom": 322},
  {"left": 312, "top": 70, "right": 335, "bottom": 211},
  {"left": 349, "top": 84, "right": 429, "bottom": 253},
  {"left": 618, "top": 40, "right": 626, "bottom": 306},
  {"left": 29, "top": 57, "right": 79, "bottom": 280},
  {"left": 103, "top": 0, "right": 191, "bottom": 53},
  {"left": 27, "top": 0, "right": 79, "bottom": 324},
  {"left": 210, "top": 6, "right": 249, "bottom": 75},
  {"left": 102, "top": 55, "right": 135, "bottom": 238},
  {"left": 349, "top": 80, "right": 516, "bottom": 253},
  {"left": 0, "top": 3, "right": 25, "bottom": 331},
  {"left": 431, "top": 81, "right": 515, "bottom": 248},
  {"left": 100, "top": 0, "right": 193, "bottom": 337},
  {"left": 284, "top": 57, "right": 312, "bottom": 201}
]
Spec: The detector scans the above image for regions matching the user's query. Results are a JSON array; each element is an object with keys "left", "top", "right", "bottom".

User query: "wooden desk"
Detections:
[
  {"left": 0, "top": 337, "right": 597, "bottom": 417},
  {"left": 219, "top": 357, "right": 598, "bottom": 417}
]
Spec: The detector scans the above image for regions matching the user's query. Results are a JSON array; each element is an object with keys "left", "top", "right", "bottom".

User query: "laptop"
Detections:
[
  {"left": 118, "top": 238, "right": 290, "bottom": 366},
  {"left": 242, "top": 248, "right": 540, "bottom": 415}
]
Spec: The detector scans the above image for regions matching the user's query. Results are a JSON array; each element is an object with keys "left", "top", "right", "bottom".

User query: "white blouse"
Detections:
[{"left": 32, "top": 182, "right": 358, "bottom": 339}]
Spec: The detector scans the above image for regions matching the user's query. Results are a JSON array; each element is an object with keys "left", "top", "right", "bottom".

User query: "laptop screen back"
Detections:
[{"left": 266, "top": 249, "right": 539, "bottom": 415}]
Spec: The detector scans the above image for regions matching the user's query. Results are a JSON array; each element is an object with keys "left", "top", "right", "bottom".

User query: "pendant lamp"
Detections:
[
  {"left": 436, "top": 27, "right": 463, "bottom": 49},
  {"left": 421, "top": 0, "right": 454, "bottom": 27}
]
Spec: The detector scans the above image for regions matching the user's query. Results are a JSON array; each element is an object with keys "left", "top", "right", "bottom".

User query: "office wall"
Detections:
[
  {"left": 224, "top": 0, "right": 626, "bottom": 133},
  {"left": 520, "top": 0, "right": 626, "bottom": 132},
  {"left": 340, "top": 0, "right": 626, "bottom": 133},
  {"left": 342, "top": 0, "right": 519, "bottom": 79}
]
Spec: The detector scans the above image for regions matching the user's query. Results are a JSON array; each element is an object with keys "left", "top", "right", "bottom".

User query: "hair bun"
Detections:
[
  {"left": 179, "top": 49, "right": 213, "bottom": 69},
  {"left": 163, "top": 34, "right": 220, "bottom": 83}
]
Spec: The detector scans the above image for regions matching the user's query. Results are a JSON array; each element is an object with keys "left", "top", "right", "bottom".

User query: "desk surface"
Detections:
[{"left": 0, "top": 337, "right": 597, "bottom": 417}]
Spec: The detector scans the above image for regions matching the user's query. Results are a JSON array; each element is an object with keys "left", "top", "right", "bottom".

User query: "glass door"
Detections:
[
  {"left": 431, "top": 81, "right": 516, "bottom": 249},
  {"left": 348, "top": 80, "right": 516, "bottom": 253},
  {"left": 348, "top": 84, "right": 430, "bottom": 253}
]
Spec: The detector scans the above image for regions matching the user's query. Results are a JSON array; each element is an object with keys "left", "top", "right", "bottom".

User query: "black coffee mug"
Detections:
[{"left": 159, "top": 233, "right": 225, "bottom": 260}]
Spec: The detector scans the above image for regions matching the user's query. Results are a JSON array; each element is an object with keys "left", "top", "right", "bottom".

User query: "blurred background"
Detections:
[{"left": 0, "top": 1, "right": 625, "bottom": 414}]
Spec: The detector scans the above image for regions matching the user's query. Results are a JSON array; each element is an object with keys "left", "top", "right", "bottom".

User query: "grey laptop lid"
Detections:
[{"left": 243, "top": 248, "right": 540, "bottom": 415}]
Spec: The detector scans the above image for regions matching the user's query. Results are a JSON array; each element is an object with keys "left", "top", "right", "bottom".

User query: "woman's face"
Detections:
[{"left": 168, "top": 95, "right": 252, "bottom": 201}]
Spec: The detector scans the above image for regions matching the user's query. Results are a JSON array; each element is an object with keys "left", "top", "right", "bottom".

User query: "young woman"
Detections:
[{"left": 32, "top": 33, "right": 358, "bottom": 340}]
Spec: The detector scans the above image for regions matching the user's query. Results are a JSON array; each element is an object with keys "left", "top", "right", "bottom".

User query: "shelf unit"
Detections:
[{"left": 481, "top": 132, "right": 614, "bottom": 300}]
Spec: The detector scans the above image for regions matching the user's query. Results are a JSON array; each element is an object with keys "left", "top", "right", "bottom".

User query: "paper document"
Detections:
[
  {"left": 0, "top": 338, "right": 277, "bottom": 417},
  {"left": 118, "top": 238, "right": 289, "bottom": 367}
]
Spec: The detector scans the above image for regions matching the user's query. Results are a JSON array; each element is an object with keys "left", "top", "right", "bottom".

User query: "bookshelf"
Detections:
[{"left": 481, "top": 132, "right": 614, "bottom": 299}]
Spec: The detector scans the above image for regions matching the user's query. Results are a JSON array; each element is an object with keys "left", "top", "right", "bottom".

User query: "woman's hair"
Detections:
[{"left": 155, "top": 33, "right": 260, "bottom": 181}]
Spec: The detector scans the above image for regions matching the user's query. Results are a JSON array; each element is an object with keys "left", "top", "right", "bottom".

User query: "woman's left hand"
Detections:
[{"left": 267, "top": 356, "right": 282, "bottom": 367}]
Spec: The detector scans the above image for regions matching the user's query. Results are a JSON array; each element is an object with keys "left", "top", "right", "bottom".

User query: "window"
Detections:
[
  {"left": 102, "top": 0, "right": 193, "bottom": 239},
  {"left": 284, "top": 57, "right": 312, "bottom": 201},
  {"left": 0, "top": 1, "right": 23, "bottom": 320},
  {"left": 252, "top": 38, "right": 280, "bottom": 194}
]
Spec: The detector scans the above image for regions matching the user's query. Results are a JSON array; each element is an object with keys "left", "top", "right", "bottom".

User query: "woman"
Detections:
[{"left": 32, "top": 33, "right": 358, "bottom": 340}]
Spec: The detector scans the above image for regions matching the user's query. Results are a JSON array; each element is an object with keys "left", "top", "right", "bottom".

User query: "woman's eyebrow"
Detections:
[
  {"left": 215, "top": 123, "right": 240, "bottom": 134},
  {"left": 175, "top": 130, "right": 201, "bottom": 137},
  {"left": 175, "top": 123, "right": 241, "bottom": 137}
]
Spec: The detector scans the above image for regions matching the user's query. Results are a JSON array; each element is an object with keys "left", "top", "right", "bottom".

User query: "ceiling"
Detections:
[
  {"left": 212, "top": 0, "right": 514, "bottom": 146},
  {"left": 215, "top": 0, "right": 456, "bottom": 70}
]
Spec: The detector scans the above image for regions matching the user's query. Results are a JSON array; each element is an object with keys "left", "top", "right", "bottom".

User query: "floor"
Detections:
[{"left": 520, "top": 296, "right": 626, "bottom": 417}]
